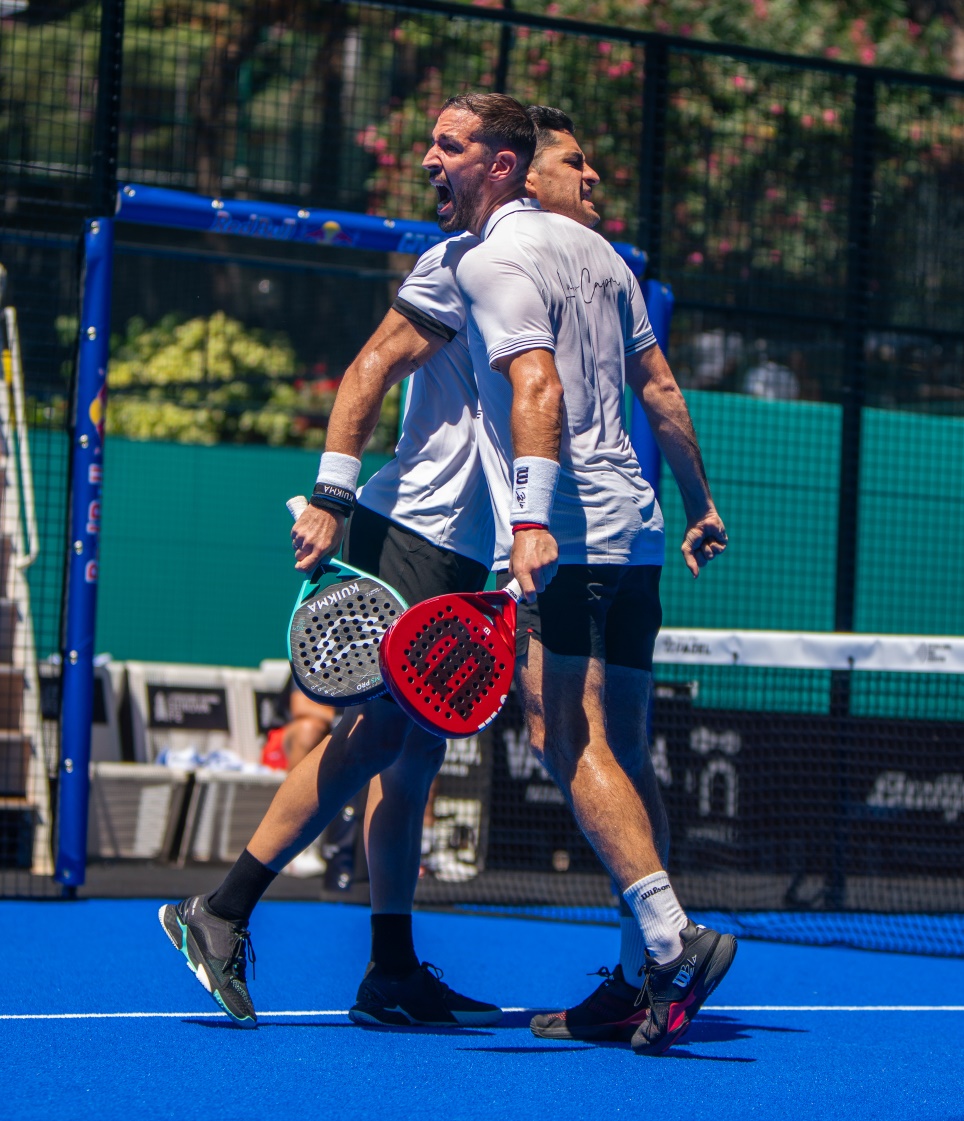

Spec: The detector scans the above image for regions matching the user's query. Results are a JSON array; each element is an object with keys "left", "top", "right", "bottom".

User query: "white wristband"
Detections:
[
  {"left": 316, "top": 451, "right": 362, "bottom": 495},
  {"left": 509, "top": 455, "right": 560, "bottom": 527}
]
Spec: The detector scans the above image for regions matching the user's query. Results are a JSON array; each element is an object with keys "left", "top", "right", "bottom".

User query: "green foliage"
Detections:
[{"left": 103, "top": 310, "right": 399, "bottom": 450}]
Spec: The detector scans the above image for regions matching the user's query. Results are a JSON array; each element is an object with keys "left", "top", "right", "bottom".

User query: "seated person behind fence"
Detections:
[
  {"left": 261, "top": 676, "right": 337, "bottom": 771},
  {"left": 261, "top": 678, "right": 337, "bottom": 877}
]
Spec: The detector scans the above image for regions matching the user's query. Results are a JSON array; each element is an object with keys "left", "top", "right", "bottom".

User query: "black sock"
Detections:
[
  {"left": 370, "top": 913, "right": 419, "bottom": 976},
  {"left": 207, "top": 848, "right": 278, "bottom": 924}
]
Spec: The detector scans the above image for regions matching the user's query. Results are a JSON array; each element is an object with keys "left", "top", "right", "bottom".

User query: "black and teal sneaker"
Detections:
[
  {"left": 158, "top": 895, "right": 257, "bottom": 1029},
  {"left": 349, "top": 962, "right": 502, "bottom": 1027},
  {"left": 630, "top": 922, "right": 737, "bottom": 1055},
  {"left": 530, "top": 964, "right": 649, "bottom": 1041}
]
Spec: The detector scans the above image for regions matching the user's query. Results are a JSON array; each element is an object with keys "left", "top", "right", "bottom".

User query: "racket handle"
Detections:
[
  {"left": 502, "top": 578, "right": 523, "bottom": 603},
  {"left": 287, "top": 495, "right": 308, "bottom": 520}
]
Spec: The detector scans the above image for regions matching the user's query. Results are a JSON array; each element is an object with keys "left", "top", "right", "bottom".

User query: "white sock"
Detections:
[
  {"left": 619, "top": 913, "right": 648, "bottom": 984},
  {"left": 623, "top": 871, "right": 688, "bottom": 965}
]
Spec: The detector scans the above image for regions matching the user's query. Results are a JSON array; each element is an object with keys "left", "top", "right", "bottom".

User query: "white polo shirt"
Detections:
[
  {"left": 357, "top": 232, "right": 495, "bottom": 568},
  {"left": 457, "top": 199, "right": 664, "bottom": 568}
]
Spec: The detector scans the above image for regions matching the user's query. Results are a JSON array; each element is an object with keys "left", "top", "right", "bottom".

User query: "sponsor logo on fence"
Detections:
[{"left": 866, "top": 770, "right": 964, "bottom": 822}]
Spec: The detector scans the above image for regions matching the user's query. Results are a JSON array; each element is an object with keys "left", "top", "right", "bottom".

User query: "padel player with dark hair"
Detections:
[
  {"left": 158, "top": 95, "right": 635, "bottom": 1034},
  {"left": 422, "top": 93, "right": 736, "bottom": 1054}
]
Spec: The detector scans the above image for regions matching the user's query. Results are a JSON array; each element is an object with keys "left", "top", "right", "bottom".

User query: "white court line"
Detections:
[
  {"left": 708, "top": 1005, "right": 964, "bottom": 1012},
  {"left": 2, "top": 1005, "right": 964, "bottom": 1021}
]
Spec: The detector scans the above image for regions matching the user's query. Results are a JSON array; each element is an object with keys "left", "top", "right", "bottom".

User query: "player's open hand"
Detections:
[
  {"left": 681, "top": 510, "right": 727, "bottom": 578},
  {"left": 292, "top": 505, "right": 346, "bottom": 573},
  {"left": 508, "top": 527, "right": 559, "bottom": 602}
]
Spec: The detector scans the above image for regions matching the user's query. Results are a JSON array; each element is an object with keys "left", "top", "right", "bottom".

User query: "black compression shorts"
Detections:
[
  {"left": 498, "top": 563, "right": 662, "bottom": 670},
  {"left": 343, "top": 503, "right": 489, "bottom": 606}
]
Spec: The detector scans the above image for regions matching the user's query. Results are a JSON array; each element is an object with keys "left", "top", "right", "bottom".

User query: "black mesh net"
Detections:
[
  {"left": 1, "top": 0, "right": 963, "bottom": 951},
  {"left": 419, "top": 638, "right": 964, "bottom": 957}
]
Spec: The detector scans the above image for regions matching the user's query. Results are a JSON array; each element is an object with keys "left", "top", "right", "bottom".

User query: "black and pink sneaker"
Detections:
[
  {"left": 530, "top": 964, "right": 649, "bottom": 1041},
  {"left": 631, "top": 922, "right": 737, "bottom": 1055}
]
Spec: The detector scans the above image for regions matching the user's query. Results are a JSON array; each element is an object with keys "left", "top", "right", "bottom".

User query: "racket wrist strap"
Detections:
[
  {"left": 316, "top": 451, "right": 362, "bottom": 494},
  {"left": 310, "top": 484, "right": 355, "bottom": 517},
  {"left": 510, "top": 455, "right": 559, "bottom": 528}
]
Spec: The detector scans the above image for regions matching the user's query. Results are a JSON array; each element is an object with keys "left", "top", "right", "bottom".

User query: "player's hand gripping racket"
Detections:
[
  {"left": 377, "top": 579, "right": 523, "bottom": 738},
  {"left": 286, "top": 496, "right": 409, "bottom": 705}
]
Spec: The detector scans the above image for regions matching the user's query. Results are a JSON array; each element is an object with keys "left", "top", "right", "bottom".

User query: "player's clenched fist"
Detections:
[
  {"left": 680, "top": 510, "right": 727, "bottom": 578},
  {"left": 292, "top": 505, "right": 346, "bottom": 573},
  {"left": 508, "top": 527, "right": 559, "bottom": 602}
]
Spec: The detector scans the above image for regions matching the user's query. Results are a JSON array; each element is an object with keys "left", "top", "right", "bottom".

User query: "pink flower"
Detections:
[
  {"left": 909, "top": 123, "right": 923, "bottom": 141},
  {"left": 687, "top": 251, "right": 704, "bottom": 266},
  {"left": 603, "top": 218, "right": 626, "bottom": 234},
  {"left": 734, "top": 75, "right": 748, "bottom": 90},
  {"left": 825, "top": 46, "right": 841, "bottom": 59},
  {"left": 608, "top": 64, "right": 623, "bottom": 78},
  {"left": 765, "top": 187, "right": 780, "bottom": 200},
  {"left": 823, "top": 109, "right": 838, "bottom": 124},
  {"left": 531, "top": 59, "right": 550, "bottom": 76},
  {"left": 598, "top": 41, "right": 612, "bottom": 55},
  {"left": 770, "top": 102, "right": 784, "bottom": 115},
  {"left": 753, "top": 0, "right": 767, "bottom": 19},
  {"left": 907, "top": 20, "right": 921, "bottom": 37},
  {"left": 859, "top": 45, "right": 876, "bottom": 65},
  {"left": 377, "top": 153, "right": 397, "bottom": 167},
  {"left": 770, "top": 249, "right": 782, "bottom": 263},
  {"left": 802, "top": 114, "right": 814, "bottom": 128},
  {"left": 546, "top": 2, "right": 560, "bottom": 11},
  {"left": 820, "top": 198, "right": 835, "bottom": 213},
  {"left": 719, "top": 240, "right": 732, "bottom": 254},
  {"left": 679, "top": 24, "right": 692, "bottom": 35}
]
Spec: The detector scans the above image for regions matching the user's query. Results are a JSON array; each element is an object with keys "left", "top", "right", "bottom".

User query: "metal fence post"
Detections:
[
  {"left": 638, "top": 38, "right": 669, "bottom": 279},
  {"left": 55, "top": 0, "right": 124, "bottom": 891},
  {"left": 827, "top": 71, "right": 877, "bottom": 909},
  {"left": 55, "top": 218, "right": 114, "bottom": 889}
]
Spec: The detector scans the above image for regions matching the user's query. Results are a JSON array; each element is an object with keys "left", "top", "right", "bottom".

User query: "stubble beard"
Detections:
[{"left": 437, "top": 192, "right": 478, "bottom": 234}]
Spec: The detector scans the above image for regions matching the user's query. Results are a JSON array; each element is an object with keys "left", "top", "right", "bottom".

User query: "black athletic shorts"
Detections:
[
  {"left": 497, "top": 563, "right": 662, "bottom": 670},
  {"left": 343, "top": 502, "right": 489, "bottom": 607}
]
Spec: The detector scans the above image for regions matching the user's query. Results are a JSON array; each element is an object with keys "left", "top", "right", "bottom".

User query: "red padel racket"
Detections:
[
  {"left": 286, "top": 496, "right": 409, "bottom": 705},
  {"left": 378, "top": 580, "right": 523, "bottom": 738}
]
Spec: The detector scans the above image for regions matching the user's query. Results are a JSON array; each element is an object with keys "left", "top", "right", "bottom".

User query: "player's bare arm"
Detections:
[
  {"left": 496, "top": 346, "right": 562, "bottom": 601},
  {"left": 292, "top": 310, "right": 448, "bottom": 572},
  {"left": 626, "top": 343, "right": 727, "bottom": 578}
]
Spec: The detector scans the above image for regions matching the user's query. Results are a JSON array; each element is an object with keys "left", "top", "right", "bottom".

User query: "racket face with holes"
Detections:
[
  {"left": 378, "top": 592, "right": 517, "bottom": 738},
  {"left": 288, "top": 560, "right": 409, "bottom": 705}
]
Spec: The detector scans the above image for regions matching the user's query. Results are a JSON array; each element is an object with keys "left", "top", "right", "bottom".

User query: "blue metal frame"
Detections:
[
  {"left": 55, "top": 217, "right": 114, "bottom": 889},
  {"left": 115, "top": 183, "right": 649, "bottom": 277}
]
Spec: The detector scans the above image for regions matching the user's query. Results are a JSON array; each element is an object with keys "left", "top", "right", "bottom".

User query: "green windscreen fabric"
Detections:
[{"left": 25, "top": 397, "right": 964, "bottom": 666}]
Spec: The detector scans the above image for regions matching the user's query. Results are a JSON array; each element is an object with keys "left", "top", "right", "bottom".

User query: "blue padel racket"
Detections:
[{"left": 286, "top": 496, "right": 409, "bottom": 705}]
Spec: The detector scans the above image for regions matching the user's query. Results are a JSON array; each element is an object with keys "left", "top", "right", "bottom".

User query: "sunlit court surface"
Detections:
[{"left": 2, "top": 900, "right": 963, "bottom": 1121}]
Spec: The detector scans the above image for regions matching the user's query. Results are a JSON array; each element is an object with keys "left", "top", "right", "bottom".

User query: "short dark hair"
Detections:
[
  {"left": 526, "top": 105, "right": 576, "bottom": 162},
  {"left": 441, "top": 92, "right": 536, "bottom": 171}
]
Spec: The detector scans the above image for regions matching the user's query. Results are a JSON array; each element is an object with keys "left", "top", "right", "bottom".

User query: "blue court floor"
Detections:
[{"left": 1, "top": 900, "right": 963, "bottom": 1121}]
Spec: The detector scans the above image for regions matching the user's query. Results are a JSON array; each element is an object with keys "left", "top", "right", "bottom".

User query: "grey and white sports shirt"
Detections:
[
  {"left": 357, "top": 232, "right": 496, "bottom": 568},
  {"left": 457, "top": 199, "right": 664, "bottom": 568}
]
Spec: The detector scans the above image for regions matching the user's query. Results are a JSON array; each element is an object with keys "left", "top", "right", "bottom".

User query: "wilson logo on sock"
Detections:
[
  {"left": 636, "top": 883, "right": 671, "bottom": 903},
  {"left": 672, "top": 956, "right": 698, "bottom": 988}
]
